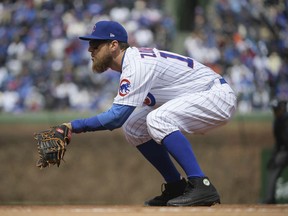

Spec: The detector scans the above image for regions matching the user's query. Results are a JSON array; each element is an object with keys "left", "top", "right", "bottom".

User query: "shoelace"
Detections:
[{"left": 183, "top": 181, "right": 195, "bottom": 194}]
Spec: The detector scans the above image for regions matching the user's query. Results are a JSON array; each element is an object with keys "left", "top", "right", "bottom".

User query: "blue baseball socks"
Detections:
[
  {"left": 137, "top": 139, "right": 181, "bottom": 183},
  {"left": 137, "top": 130, "right": 204, "bottom": 183},
  {"left": 162, "top": 130, "right": 205, "bottom": 178}
]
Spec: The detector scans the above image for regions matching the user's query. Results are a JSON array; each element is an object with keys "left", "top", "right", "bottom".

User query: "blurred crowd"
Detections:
[
  {"left": 0, "top": 0, "right": 287, "bottom": 114},
  {"left": 184, "top": 0, "right": 288, "bottom": 113},
  {"left": 0, "top": 0, "right": 175, "bottom": 113}
]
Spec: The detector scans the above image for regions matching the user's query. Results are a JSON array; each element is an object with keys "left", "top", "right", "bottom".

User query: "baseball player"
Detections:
[
  {"left": 262, "top": 99, "right": 288, "bottom": 204},
  {"left": 62, "top": 20, "right": 237, "bottom": 206}
]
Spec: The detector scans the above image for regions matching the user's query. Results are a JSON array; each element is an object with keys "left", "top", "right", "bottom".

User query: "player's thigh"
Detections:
[{"left": 150, "top": 90, "right": 236, "bottom": 134}]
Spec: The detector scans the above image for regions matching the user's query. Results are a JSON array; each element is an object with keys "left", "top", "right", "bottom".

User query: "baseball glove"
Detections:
[{"left": 34, "top": 124, "right": 72, "bottom": 169}]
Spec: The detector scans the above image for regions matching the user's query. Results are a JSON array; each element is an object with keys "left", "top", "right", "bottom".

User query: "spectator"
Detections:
[
  {"left": 1, "top": 0, "right": 287, "bottom": 113},
  {"left": 184, "top": 0, "right": 288, "bottom": 113},
  {"left": 0, "top": 0, "right": 175, "bottom": 113}
]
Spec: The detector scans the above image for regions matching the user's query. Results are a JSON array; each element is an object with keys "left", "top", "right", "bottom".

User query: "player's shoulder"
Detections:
[
  {"left": 126, "top": 46, "right": 160, "bottom": 56},
  {"left": 124, "top": 47, "right": 140, "bottom": 60},
  {"left": 125, "top": 46, "right": 140, "bottom": 55},
  {"left": 124, "top": 46, "right": 159, "bottom": 63}
]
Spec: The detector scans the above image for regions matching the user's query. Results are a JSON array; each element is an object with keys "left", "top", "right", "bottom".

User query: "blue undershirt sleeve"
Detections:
[{"left": 71, "top": 104, "right": 136, "bottom": 133}]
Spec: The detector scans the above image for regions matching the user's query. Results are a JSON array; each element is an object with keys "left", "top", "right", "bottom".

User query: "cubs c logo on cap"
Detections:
[
  {"left": 92, "top": 24, "right": 96, "bottom": 33},
  {"left": 119, "top": 79, "right": 131, "bottom": 96},
  {"left": 79, "top": 21, "right": 128, "bottom": 43}
]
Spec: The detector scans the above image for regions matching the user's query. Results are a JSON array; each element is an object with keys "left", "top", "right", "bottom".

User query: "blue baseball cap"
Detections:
[{"left": 79, "top": 20, "right": 128, "bottom": 43}]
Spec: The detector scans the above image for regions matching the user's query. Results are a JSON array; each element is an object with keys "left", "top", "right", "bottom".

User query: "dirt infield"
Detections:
[
  {"left": 0, "top": 205, "right": 288, "bottom": 216},
  {"left": 0, "top": 120, "right": 276, "bottom": 205}
]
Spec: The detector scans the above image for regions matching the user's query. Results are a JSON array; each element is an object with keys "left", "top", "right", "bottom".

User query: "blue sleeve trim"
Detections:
[
  {"left": 71, "top": 104, "right": 135, "bottom": 133},
  {"left": 71, "top": 116, "right": 106, "bottom": 133},
  {"left": 98, "top": 104, "right": 135, "bottom": 130}
]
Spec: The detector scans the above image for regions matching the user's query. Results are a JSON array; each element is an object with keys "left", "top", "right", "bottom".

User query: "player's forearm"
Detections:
[
  {"left": 71, "top": 116, "right": 106, "bottom": 133},
  {"left": 69, "top": 104, "right": 136, "bottom": 133}
]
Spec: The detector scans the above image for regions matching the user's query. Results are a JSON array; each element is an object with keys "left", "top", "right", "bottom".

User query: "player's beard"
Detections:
[{"left": 92, "top": 53, "right": 113, "bottom": 73}]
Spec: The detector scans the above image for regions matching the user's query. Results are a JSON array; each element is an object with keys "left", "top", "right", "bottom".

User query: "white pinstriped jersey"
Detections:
[{"left": 114, "top": 47, "right": 222, "bottom": 107}]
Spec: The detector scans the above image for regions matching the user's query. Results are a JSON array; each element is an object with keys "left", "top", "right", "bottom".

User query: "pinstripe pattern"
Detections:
[
  {"left": 114, "top": 47, "right": 222, "bottom": 106},
  {"left": 119, "top": 47, "right": 237, "bottom": 146}
]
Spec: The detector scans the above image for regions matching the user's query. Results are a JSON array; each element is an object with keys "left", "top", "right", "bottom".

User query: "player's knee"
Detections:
[
  {"left": 122, "top": 120, "right": 132, "bottom": 137},
  {"left": 146, "top": 111, "right": 167, "bottom": 142},
  {"left": 146, "top": 110, "right": 157, "bottom": 129},
  {"left": 122, "top": 118, "right": 151, "bottom": 146},
  {"left": 146, "top": 110, "right": 179, "bottom": 143},
  {"left": 122, "top": 123, "right": 137, "bottom": 146}
]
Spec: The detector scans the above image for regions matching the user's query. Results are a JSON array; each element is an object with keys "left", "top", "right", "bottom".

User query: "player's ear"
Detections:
[{"left": 109, "top": 40, "right": 119, "bottom": 51}]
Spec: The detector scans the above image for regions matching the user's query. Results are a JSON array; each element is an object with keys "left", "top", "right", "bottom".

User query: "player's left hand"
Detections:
[{"left": 34, "top": 124, "right": 72, "bottom": 169}]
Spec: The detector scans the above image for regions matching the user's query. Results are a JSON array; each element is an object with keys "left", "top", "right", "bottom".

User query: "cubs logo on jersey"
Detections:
[{"left": 119, "top": 79, "right": 131, "bottom": 96}]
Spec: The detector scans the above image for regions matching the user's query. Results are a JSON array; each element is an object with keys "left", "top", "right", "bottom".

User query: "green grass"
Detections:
[
  {"left": 0, "top": 111, "right": 96, "bottom": 124},
  {"left": 0, "top": 110, "right": 273, "bottom": 124},
  {"left": 233, "top": 111, "right": 273, "bottom": 121}
]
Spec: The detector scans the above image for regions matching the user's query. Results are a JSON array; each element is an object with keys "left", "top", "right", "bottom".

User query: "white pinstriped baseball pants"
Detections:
[{"left": 123, "top": 79, "right": 237, "bottom": 146}]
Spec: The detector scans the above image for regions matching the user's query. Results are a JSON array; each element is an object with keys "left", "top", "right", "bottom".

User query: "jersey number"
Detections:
[
  {"left": 159, "top": 51, "right": 194, "bottom": 68},
  {"left": 138, "top": 48, "right": 194, "bottom": 69}
]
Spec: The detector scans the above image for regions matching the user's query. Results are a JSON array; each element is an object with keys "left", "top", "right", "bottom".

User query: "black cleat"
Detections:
[
  {"left": 145, "top": 178, "right": 187, "bottom": 206},
  {"left": 167, "top": 177, "right": 221, "bottom": 206}
]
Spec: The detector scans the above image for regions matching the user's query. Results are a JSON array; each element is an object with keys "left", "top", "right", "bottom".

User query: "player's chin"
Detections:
[
  {"left": 92, "top": 66, "right": 108, "bottom": 73},
  {"left": 92, "top": 57, "right": 111, "bottom": 73},
  {"left": 93, "top": 70, "right": 105, "bottom": 74}
]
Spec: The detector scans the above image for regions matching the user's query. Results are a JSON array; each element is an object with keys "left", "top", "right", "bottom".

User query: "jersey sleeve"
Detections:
[
  {"left": 71, "top": 104, "right": 135, "bottom": 133},
  {"left": 113, "top": 48, "right": 156, "bottom": 107}
]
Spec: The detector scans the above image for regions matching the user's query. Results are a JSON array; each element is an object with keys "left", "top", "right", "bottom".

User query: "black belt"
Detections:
[{"left": 219, "top": 78, "right": 227, "bottom": 84}]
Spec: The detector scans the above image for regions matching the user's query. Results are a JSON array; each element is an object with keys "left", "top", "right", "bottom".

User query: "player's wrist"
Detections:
[{"left": 62, "top": 122, "right": 72, "bottom": 131}]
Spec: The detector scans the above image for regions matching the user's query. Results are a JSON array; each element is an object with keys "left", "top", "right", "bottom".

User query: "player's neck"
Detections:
[{"left": 110, "top": 49, "right": 126, "bottom": 72}]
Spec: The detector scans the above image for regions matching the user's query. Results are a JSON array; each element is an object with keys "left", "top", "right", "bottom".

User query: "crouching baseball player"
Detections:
[
  {"left": 34, "top": 20, "right": 237, "bottom": 206},
  {"left": 262, "top": 99, "right": 288, "bottom": 204}
]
